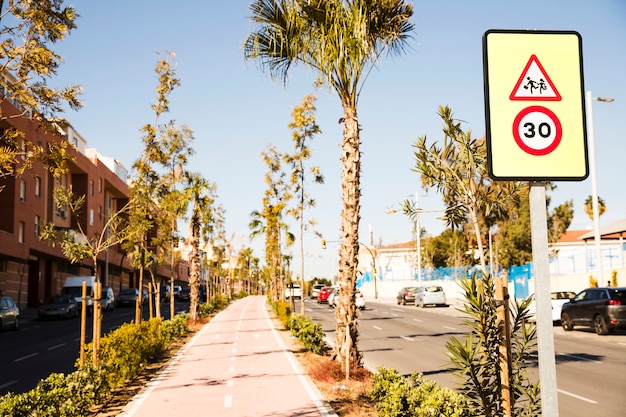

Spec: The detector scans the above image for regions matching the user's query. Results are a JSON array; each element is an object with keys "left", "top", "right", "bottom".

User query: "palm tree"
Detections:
[
  {"left": 583, "top": 195, "right": 606, "bottom": 220},
  {"left": 244, "top": 0, "right": 414, "bottom": 370}
]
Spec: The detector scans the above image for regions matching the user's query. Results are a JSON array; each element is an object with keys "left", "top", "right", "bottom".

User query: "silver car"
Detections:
[
  {"left": 415, "top": 285, "right": 447, "bottom": 308},
  {"left": 0, "top": 296, "right": 20, "bottom": 330}
]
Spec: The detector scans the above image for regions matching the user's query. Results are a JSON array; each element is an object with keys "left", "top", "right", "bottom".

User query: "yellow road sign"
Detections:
[{"left": 483, "top": 30, "right": 587, "bottom": 180}]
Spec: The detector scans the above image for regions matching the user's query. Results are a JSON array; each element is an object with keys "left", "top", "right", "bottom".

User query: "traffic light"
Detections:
[{"left": 321, "top": 239, "right": 326, "bottom": 249}]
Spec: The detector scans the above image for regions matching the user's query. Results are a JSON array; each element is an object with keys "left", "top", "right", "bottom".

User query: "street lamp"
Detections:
[{"left": 585, "top": 91, "right": 613, "bottom": 285}]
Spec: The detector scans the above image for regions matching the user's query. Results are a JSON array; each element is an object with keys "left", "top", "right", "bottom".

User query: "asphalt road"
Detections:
[
  {"left": 0, "top": 300, "right": 186, "bottom": 396},
  {"left": 302, "top": 297, "right": 626, "bottom": 417}
]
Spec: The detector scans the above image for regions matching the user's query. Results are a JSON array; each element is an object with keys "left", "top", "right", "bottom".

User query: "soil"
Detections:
[{"left": 90, "top": 314, "right": 376, "bottom": 417}]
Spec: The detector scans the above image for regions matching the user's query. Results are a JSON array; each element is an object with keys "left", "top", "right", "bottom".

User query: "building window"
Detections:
[
  {"left": 90, "top": 180, "right": 94, "bottom": 195},
  {"left": 20, "top": 139, "right": 26, "bottom": 160},
  {"left": 34, "top": 215, "right": 40, "bottom": 237},
  {"left": 89, "top": 209, "right": 94, "bottom": 226},
  {"left": 34, "top": 176, "right": 41, "bottom": 197},
  {"left": 18, "top": 221, "right": 25, "bottom": 243},
  {"left": 19, "top": 180, "right": 26, "bottom": 202},
  {"left": 98, "top": 178, "right": 102, "bottom": 193}
]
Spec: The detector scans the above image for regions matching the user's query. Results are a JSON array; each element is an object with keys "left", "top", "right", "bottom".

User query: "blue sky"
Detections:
[{"left": 53, "top": 1, "right": 626, "bottom": 280}]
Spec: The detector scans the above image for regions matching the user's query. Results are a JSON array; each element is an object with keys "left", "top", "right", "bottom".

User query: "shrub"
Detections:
[
  {"left": 288, "top": 314, "right": 329, "bottom": 355},
  {"left": 272, "top": 300, "right": 291, "bottom": 328},
  {"left": 371, "top": 366, "right": 475, "bottom": 417}
]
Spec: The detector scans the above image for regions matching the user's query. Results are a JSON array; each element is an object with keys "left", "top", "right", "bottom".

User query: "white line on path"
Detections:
[
  {"left": 47, "top": 343, "right": 66, "bottom": 351},
  {"left": 0, "top": 381, "right": 18, "bottom": 391},
  {"left": 15, "top": 353, "right": 38, "bottom": 362},
  {"left": 401, "top": 336, "right": 415, "bottom": 342},
  {"left": 412, "top": 318, "right": 422, "bottom": 323},
  {"left": 373, "top": 326, "right": 383, "bottom": 330},
  {"left": 558, "top": 389, "right": 598, "bottom": 404},
  {"left": 443, "top": 326, "right": 456, "bottom": 331},
  {"left": 224, "top": 395, "right": 233, "bottom": 408}
]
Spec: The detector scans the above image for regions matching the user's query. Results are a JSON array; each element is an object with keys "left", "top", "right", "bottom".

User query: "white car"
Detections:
[
  {"left": 414, "top": 285, "right": 446, "bottom": 307},
  {"left": 527, "top": 291, "right": 576, "bottom": 323},
  {"left": 329, "top": 288, "right": 365, "bottom": 309},
  {"left": 285, "top": 284, "right": 302, "bottom": 300}
]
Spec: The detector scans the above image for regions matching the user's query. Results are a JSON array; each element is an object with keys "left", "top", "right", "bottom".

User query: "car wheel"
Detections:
[
  {"left": 12, "top": 317, "right": 19, "bottom": 331},
  {"left": 420, "top": 299, "right": 425, "bottom": 308},
  {"left": 594, "top": 315, "right": 609, "bottom": 335},
  {"left": 401, "top": 298, "right": 406, "bottom": 306},
  {"left": 561, "top": 313, "right": 573, "bottom": 331}
]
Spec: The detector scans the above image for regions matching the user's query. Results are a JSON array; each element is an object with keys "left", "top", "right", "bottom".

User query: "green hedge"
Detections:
[
  {"left": 0, "top": 298, "right": 228, "bottom": 416},
  {"left": 371, "top": 366, "right": 475, "bottom": 417},
  {"left": 288, "top": 314, "right": 329, "bottom": 355}
]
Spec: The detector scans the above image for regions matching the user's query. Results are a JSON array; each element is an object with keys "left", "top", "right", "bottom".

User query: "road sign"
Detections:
[{"left": 483, "top": 30, "right": 587, "bottom": 180}]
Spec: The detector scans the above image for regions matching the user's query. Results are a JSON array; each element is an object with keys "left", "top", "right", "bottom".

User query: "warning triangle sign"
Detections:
[{"left": 510, "top": 55, "right": 561, "bottom": 101}]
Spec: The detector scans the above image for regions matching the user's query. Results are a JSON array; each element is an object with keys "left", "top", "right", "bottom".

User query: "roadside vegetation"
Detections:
[{"left": 0, "top": 295, "right": 233, "bottom": 416}]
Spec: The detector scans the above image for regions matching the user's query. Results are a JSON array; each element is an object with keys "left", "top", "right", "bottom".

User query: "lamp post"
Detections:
[
  {"left": 585, "top": 91, "right": 613, "bottom": 284},
  {"left": 414, "top": 192, "right": 422, "bottom": 282}
]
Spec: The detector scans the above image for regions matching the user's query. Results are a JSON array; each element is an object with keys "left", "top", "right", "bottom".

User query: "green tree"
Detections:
[
  {"left": 424, "top": 228, "right": 471, "bottom": 268},
  {"left": 284, "top": 94, "right": 324, "bottom": 315},
  {"left": 135, "top": 51, "right": 194, "bottom": 320},
  {"left": 0, "top": 0, "right": 82, "bottom": 189},
  {"left": 39, "top": 186, "right": 138, "bottom": 365},
  {"left": 410, "top": 106, "right": 539, "bottom": 416},
  {"left": 244, "top": 0, "right": 414, "bottom": 370},
  {"left": 184, "top": 172, "right": 223, "bottom": 322},
  {"left": 250, "top": 144, "right": 294, "bottom": 302}
]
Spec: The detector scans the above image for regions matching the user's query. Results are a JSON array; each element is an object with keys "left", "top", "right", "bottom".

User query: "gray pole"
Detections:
[{"left": 529, "top": 182, "right": 559, "bottom": 416}]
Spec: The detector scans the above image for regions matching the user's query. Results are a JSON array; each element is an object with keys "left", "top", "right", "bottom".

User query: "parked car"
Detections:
[
  {"left": 329, "top": 288, "right": 365, "bottom": 309},
  {"left": 527, "top": 290, "right": 576, "bottom": 323},
  {"left": 311, "top": 284, "right": 325, "bottom": 299},
  {"left": 317, "top": 286, "right": 334, "bottom": 304},
  {"left": 116, "top": 288, "right": 140, "bottom": 307},
  {"left": 396, "top": 286, "right": 418, "bottom": 305},
  {"left": 561, "top": 287, "right": 626, "bottom": 335},
  {"left": 38, "top": 295, "right": 78, "bottom": 320},
  {"left": 285, "top": 284, "right": 302, "bottom": 300},
  {"left": 177, "top": 287, "right": 191, "bottom": 302},
  {"left": 0, "top": 296, "right": 20, "bottom": 330},
  {"left": 101, "top": 287, "right": 115, "bottom": 311},
  {"left": 328, "top": 287, "right": 339, "bottom": 307},
  {"left": 172, "top": 286, "right": 182, "bottom": 297},
  {"left": 415, "top": 285, "right": 447, "bottom": 308}
]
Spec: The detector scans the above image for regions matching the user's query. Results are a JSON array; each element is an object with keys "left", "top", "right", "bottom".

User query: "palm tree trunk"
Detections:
[{"left": 334, "top": 104, "right": 363, "bottom": 371}]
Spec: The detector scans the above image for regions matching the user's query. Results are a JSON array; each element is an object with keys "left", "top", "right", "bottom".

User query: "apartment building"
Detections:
[{"left": 0, "top": 98, "right": 161, "bottom": 308}]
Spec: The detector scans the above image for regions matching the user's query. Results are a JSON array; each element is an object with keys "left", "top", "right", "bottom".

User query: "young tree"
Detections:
[
  {"left": 410, "top": 106, "right": 539, "bottom": 416},
  {"left": 39, "top": 187, "right": 137, "bottom": 365},
  {"left": 284, "top": 94, "right": 323, "bottom": 315},
  {"left": 250, "top": 144, "right": 294, "bottom": 303},
  {"left": 244, "top": 0, "right": 414, "bottom": 369},
  {"left": 130, "top": 51, "right": 194, "bottom": 320},
  {"left": 0, "top": 0, "right": 82, "bottom": 188}
]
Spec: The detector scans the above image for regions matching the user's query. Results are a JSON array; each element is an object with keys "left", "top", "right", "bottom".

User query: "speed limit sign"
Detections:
[
  {"left": 483, "top": 30, "right": 587, "bottom": 181},
  {"left": 512, "top": 106, "right": 562, "bottom": 156}
]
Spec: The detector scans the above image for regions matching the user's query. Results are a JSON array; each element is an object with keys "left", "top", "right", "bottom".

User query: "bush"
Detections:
[
  {"left": 288, "top": 314, "right": 328, "bottom": 355},
  {"left": 272, "top": 300, "right": 291, "bottom": 328},
  {"left": 371, "top": 366, "right": 475, "bottom": 417}
]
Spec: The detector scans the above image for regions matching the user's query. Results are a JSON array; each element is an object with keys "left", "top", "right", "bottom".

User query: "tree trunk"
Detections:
[{"left": 334, "top": 104, "right": 362, "bottom": 372}]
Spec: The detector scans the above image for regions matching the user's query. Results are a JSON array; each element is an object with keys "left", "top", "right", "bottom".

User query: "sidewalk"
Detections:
[{"left": 118, "top": 295, "right": 337, "bottom": 417}]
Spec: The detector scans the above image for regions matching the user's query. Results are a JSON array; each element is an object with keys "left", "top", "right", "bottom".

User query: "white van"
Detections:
[{"left": 61, "top": 276, "right": 96, "bottom": 315}]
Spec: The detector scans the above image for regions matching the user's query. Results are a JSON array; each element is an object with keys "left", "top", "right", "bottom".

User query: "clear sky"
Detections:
[{"left": 52, "top": 1, "right": 626, "bottom": 280}]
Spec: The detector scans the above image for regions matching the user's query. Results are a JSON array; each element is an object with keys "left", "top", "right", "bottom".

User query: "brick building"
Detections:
[{"left": 0, "top": 98, "right": 177, "bottom": 308}]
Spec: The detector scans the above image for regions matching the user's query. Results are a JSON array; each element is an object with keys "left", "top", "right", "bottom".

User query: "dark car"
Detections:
[
  {"left": 0, "top": 296, "right": 20, "bottom": 331},
  {"left": 561, "top": 287, "right": 626, "bottom": 335},
  {"left": 396, "top": 286, "right": 417, "bottom": 305},
  {"left": 116, "top": 288, "right": 140, "bottom": 307},
  {"left": 177, "top": 287, "right": 191, "bottom": 302},
  {"left": 38, "top": 295, "right": 78, "bottom": 319}
]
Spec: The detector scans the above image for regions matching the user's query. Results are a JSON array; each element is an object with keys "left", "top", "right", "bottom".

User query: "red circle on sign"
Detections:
[{"left": 512, "top": 106, "right": 562, "bottom": 156}]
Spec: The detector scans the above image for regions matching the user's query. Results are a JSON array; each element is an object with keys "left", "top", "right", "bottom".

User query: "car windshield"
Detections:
[
  {"left": 47, "top": 295, "right": 71, "bottom": 304},
  {"left": 120, "top": 289, "right": 136, "bottom": 295},
  {"left": 425, "top": 286, "right": 443, "bottom": 292}
]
